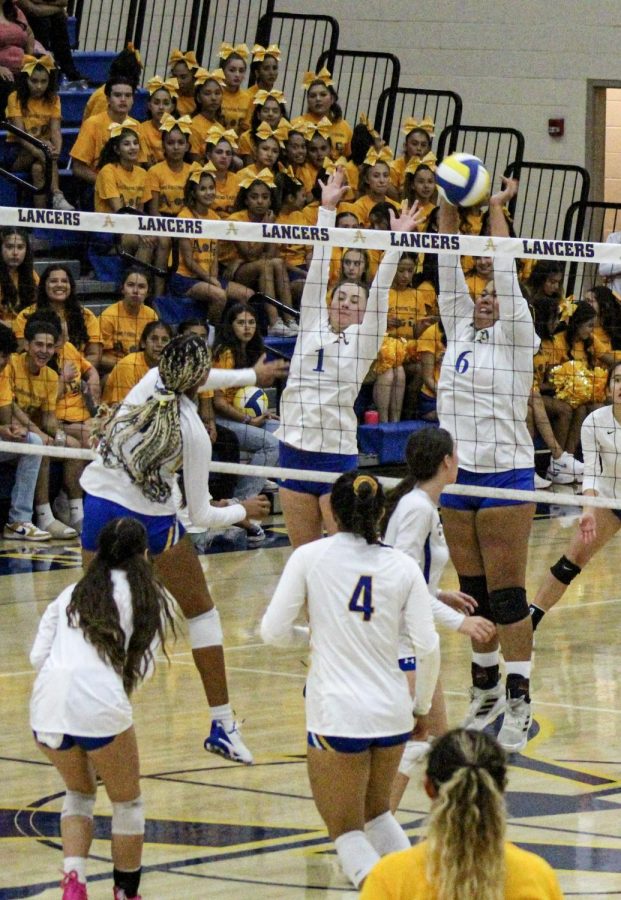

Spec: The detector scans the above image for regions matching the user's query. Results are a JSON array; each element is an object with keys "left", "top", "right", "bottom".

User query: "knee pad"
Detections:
[
  {"left": 489, "top": 587, "right": 529, "bottom": 625},
  {"left": 550, "top": 554, "right": 581, "bottom": 586},
  {"left": 187, "top": 608, "right": 223, "bottom": 649},
  {"left": 458, "top": 574, "right": 493, "bottom": 621},
  {"left": 61, "top": 790, "right": 96, "bottom": 820},
  {"left": 111, "top": 796, "right": 144, "bottom": 836},
  {"left": 397, "top": 739, "right": 431, "bottom": 777}
]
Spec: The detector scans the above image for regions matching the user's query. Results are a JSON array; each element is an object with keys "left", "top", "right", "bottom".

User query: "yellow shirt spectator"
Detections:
[
  {"left": 9, "top": 351, "right": 58, "bottom": 418},
  {"left": 102, "top": 350, "right": 150, "bottom": 405},
  {"left": 70, "top": 111, "right": 148, "bottom": 171},
  {"left": 138, "top": 118, "right": 164, "bottom": 167},
  {"left": 418, "top": 321, "right": 445, "bottom": 398},
  {"left": 220, "top": 86, "right": 252, "bottom": 132},
  {"left": 56, "top": 341, "right": 92, "bottom": 423},
  {"left": 94, "top": 163, "right": 152, "bottom": 213},
  {"left": 6, "top": 92, "right": 61, "bottom": 142},
  {"left": 99, "top": 300, "right": 158, "bottom": 362},
  {"left": 145, "top": 161, "right": 191, "bottom": 216},
  {"left": 13, "top": 303, "right": 100, "bottom": 347}
]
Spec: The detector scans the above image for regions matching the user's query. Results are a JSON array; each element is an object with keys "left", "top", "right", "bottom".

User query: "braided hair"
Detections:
[{"left": 98, "top": 334, "right": 211, "bottom": 502}]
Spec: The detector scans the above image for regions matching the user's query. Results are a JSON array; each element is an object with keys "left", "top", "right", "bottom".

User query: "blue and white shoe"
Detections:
[{"left": 204, "top": 720, "right": 253, "bottom": 764}]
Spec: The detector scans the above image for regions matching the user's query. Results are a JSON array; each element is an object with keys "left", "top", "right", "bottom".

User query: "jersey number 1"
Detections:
[
  {"left": 348, "top": 576, "right": 374, "bottom": 622},
  {"left": 313, "top": 348, "right": 325, "bottom": 372}
]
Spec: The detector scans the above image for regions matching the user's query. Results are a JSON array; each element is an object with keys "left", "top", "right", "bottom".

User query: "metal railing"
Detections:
[
  {"left": 316, "top": 48, "right": 400, "bottom": 136},
  {"left": 563, "top": 199, "right": 619, "bottom": 298},
  {"left": 374, "top": 86, "right": 462, "bottom": 155},
  {"left": 0, "top": 122, "right": 53, "bottom": 202}
]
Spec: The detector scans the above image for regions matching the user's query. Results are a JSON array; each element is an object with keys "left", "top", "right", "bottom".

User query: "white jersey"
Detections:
[
  {"left": 599, "top": 232, "right": 621, "bottom": 297},
  {"left": 30, "top": 570, "right": 151, "bottom": 737},
  {"left": 81, "top": 367, "right": 251, "bottom": 530},
  {"left": 581, "top": 405, "right": 621, "bottom": 497},
  {"left": 437, "top": 256, "right": 539, "bottom": 472},
  {"left": 384, "top": 487, "right": 464, "bottom": 633},
  {"left": 275, "top": 206, "right": 400, "bottom": 455},
  {"left": 261, "top": 532, "right": 440, "bottom": 736}
]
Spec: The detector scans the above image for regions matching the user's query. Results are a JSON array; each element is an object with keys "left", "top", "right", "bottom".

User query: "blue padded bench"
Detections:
[
  {"left": 60, "top": 88, "right": 148, "bottom": 126},
  {"left": 263, "top": 335, "right": 296, "bottom": 359},
  {"left": 67, "top": 16, "right": 77, "bottom": 48},
  {"left": 72, "top": 51, "right": 116, "bottom": 84},
  {"left": 357, "top": 420, "right": 435, "bottom": 465},
  {"left": 153, "top": 294, "right": 207, "bottom": 326}
]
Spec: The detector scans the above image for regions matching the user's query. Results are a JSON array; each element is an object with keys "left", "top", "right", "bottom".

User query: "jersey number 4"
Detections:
[{"left": 348, "top": 575, "right": 374, "bottom": 621}]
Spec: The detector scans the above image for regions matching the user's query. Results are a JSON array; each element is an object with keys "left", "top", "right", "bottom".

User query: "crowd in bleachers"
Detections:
[{"left": 2, "top": 26, "right": 621, "bottom": 543}]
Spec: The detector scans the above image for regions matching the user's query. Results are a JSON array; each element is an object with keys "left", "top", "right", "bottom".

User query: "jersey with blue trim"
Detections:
[
  {"left": 581, "top": 405, "right": 621, "bottom": 497},
  {"left": 275, "top": 206, "right": 400, "bottom": 455},
  {"left": 260, "top": 531, "right": 440, "bottom": 736},
  {"left": 437, "top": 256, "right": 539, "bottom": 472}
]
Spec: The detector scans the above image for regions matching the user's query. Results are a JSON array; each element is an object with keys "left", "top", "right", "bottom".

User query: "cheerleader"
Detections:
[
  {"left": 248, "top": 43, "right": 281, "bottom": 99},
  {"left": 30, "top": 517, "right": 175, "bottom": 900},
  {"left": 275, "top": 169, "right": 423, "bottom": 548},
  {"left": 261, "top": 472, "right": 440, "bottom": 889},
  {"left": 168, "top": 48, "right": 200, "bottom": 117},
  {"left": 437, "top": 178, "right": 539, "bottom": 753},
  {"left": 217, "top": 41, "right": 252, "bottom": 132},
  {"left": 138, "top": 75, "right": 179, "bottom": 167}
]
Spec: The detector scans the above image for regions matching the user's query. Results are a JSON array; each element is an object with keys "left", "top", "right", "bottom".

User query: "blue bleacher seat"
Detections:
[
  {"left": 153, "top": 294, "right": 208, "bottom": 326},
  {"left": 263, "top": 335, "right": 296, "bottom": 359},
  {"left": 72, "top": 51, "right": 115, "bottom": 85},
  {"left": 357, "top": 420, "right": 435, "bottom": 465},
  {"left": 67, "top": 16, "right": 77, "bottom": 49},
  {"left": 59, "top": 91, "right": 93, "bottom": 127}
]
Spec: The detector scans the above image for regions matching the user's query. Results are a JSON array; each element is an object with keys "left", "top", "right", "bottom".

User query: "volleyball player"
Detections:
[
  {"left": 275, "top": 169, "right": 424, "bottom": 547},
  {"left": 437, "top": 178, "right": 540, "bottom": 753},
  {"left": 261, "top": 472, "right": 440, "bottom": 889},
  {"left": 80, "top": 335, "right": 284, "bottom": 765},
  {"left": 530, "top": 360, "right": 621, "bottom": 628}
]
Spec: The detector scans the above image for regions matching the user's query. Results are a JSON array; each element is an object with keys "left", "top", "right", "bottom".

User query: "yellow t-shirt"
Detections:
[
  {"left": 533, "top": 333, "right": 568, "bottom": 391},
  {"left": 220, "top": 86, "right": 252, "bottom": 133},
  {"left": 212, "top": 347, "right": 238, "bottom": 404},
  {"left": 145, "top": 161, "right": 191, "bottom": 215},
  {"left": 348, "top": 194, "right": 400, "bottom": 228},
  {"left": 389, "top": 156, "right": 407, "bottom": 193},
  {"left": 82, "top": 85, "right": 106, "bottom": 121},
  {"left": 292, "top": 112, "right": 353, "bottom": 159},
  {"left": 190, "top": 113, "right": 220, "bottom": 157},
  {"left": 56, "top": 341, "right": 92, "bottom": 423},
  {"left": 237, "top": 129, "right": 254, "bottom": 158},
  {"left": 417, "top": 322, "right": 445, "bottom": 397},
  {"left": 176, "top": 93, "right": 196, "bottom": 117},
  {"left": 94, "top": 162, "right": 152, "bottom": 213},
  {"left": 13, "top": 303, "right": 100, "bottom": 350},
  {"left": 360, "top": 840, "right": 564, "bottom": 900},
  {"left": 6, "top": 92, "right": 61, "bottom": 142},
  {"left": 102, "top": 350, "right": 149, "bottom": 405},
  {"left": 9, "top": 351, "right": 58, "bottom": 419},
  {"left": 70, "top": 111, "right": 148, "bottom": 170},
  {"left": 175, "top": 205, "right": 221, "bottom": 277},
  {"left": 294, "top": 161, "right": 318, "bottom": 196},
  {"left": 275, "top": 208, "right": 316, "bottom": 266},
  {"left": 0, "top": 268, "right": 39, "bottom": 326},
  {"left": 388, "top": 285, "right": 437, "bottom": 340},
  {"left": 218, "top": 208, "right": 259, "bottom": 265},
  {"left": 138, "top": 118, "right": 164, "bottom": 167},
  {"left": 0, "top": 366, "right": 12, "bottom": 407},
  {"left": 99, "top": 300, "right": 158, "bottom": 359},
  {"left": 212, "top": 171, "right": 240, "bottom": 215},
  {"left": 465, "top": 271, "right": 489, "bottom": 300}
]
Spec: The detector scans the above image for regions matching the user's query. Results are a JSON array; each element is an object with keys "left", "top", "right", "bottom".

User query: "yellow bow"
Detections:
[
  {"left": 107, "top": 117, "right": 140, "bottom": 139},
  {"left": 219, "top": 42, "right": 250, "bottom": 62},
  {"left": 278, "top": 164, "right": 302, "bottom": 186},
  {"left": 322, "top": 155, "right": 349, "bottom": 176},
  {"left": 126, "top": 42, "right": 142, "bottom": 66},
  {"left": 160, "top": 113, "right": 192, "bottom": 134},
  {"left": 147, "top": 76, "right": 179, "bottom": 97},
  {"left": 251, "top": 43, "right": 281, "bottom": 62},
  {"left": 404, "top": 152, "right": 437, "bottom": 175},
  {"left": 358, "top": 111, "right": 379, "bottom": 140},
  {"left": 304, "top": 116, "right": 332, "bottom": 140},
  {"left": 194, "top": 66, "right": 226, "bottom": 87},
  {"left": 302, "top": 67, "right": 333, "bottom": 90},
  {"left": 253, "top": 88, "right": 286, "bottom": 107},
  {"left": 559, "top": 296, "right": 577, "bottom": 323},
  {"left": 238, "top": 167, "right": 276, "bottom": 190},
  {"left": 363, "top": 146, "right": 394, "bottom": 166},
  {"left": 169, "top": 49, "right": 199, "bottom": 70},
  {"left": 205, "top": 123, "right": 239, "bottom": 149},
  {"left": 21, "top": 54, "right": 55, "bottom": 75},
  {"left": 402, "top": 115, "right": 435, "bottom": 136},
  {"left": 188, "top": 161, "right": 217, "bottom": 184},
  {"left": 255, "top": 119, "right": 291, "bottom": 146}
]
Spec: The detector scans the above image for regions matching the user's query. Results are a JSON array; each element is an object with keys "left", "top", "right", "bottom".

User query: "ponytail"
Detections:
[{"left": 330, "top": 471, "right": 385, "bottom": 544}]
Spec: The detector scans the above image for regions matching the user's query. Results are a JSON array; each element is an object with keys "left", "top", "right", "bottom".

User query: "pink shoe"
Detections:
[{"left": 61, "top": 870, "right": 88, "bottom": 899}]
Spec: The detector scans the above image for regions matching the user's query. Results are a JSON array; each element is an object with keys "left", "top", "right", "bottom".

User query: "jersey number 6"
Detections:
[
  {"left": 455, "top": 350, "right": 472, "bottom": 374},
  {"left": 348, "top": 575, "right": 374, "bottom": 621}
]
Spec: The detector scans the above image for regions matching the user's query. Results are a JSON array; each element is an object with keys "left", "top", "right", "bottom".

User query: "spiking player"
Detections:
[{"left": 436, "top": 178, "right": 540, "bottom": 753}]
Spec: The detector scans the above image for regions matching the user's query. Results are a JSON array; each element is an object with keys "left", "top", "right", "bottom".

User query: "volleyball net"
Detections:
[{"left": 1, "top": 204, "right": 619, "bottom": 514}]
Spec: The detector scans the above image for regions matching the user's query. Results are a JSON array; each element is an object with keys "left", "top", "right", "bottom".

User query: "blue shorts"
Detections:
[
  {"left": 441, "top": 467, "right": 535, "bottom": 512},
  {"left": 278, "top": 443, "right": 358, "bottom": 496},
  {"left": 81, "top": 493, "right": 185, "bottom": 555},
  {"left": 170, "top": 272, "right": 227, "bottom": 296},
  {"left": 417, "top": 392, "right": 437, "bottom": 418},
  {"left": 288, "top": 264, "right": 309, "bottom": 282},
  {"left": 34, "top": 731, "right": 115, "bottom": 751},
  {"left": 399, "top": 656, "right": 417, "bottom": 671},
  {"left": 307, "top": 731, "right": 411, "bottom": 753}
]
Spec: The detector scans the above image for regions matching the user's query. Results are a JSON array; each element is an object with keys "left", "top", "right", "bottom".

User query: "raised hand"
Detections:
[
  {"left": 319, "top": 167, "right": 349, "bottom": 211},
  {"left": 389, "top": 199, "right": 426, "bottom": 233}
]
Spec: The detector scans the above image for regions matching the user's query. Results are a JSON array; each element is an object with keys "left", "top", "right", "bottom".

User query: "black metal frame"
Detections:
[
  {"left": 374, "top": 86, "right": 462, "bottom": 153},
  {"left": 563, "top": 198, "right": 620, "bottom": 297},
  {"left": 0, "top": 122, "right": 53, "bottom": 200},
  {"left": 316, "top": 48, "right": 400, "bottom": 131}
]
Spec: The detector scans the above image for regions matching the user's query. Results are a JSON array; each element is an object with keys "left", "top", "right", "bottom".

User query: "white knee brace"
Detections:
[
  {"left": 187, "top": 608, "right": 223, "bottom": 649},
  {"left": 61, "top": 790, "right": 96, "bottom": 820},
  {"left": 397, "top": 739, "right": 431, "bottom": 777},
  {"left": 111, "top": 796, "right": 145, "bottom": 836}
]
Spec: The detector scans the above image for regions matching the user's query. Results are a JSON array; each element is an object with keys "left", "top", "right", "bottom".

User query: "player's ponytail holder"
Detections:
[
  {"left": 154, "top": 389, "right": 176, "bottom": 406},
  {"left": 404, "top": 152, "right": 437, "bottom": 175},
  {"left": 353, "top": 475, "right": 378, "bottom": 497},
  {"left": 401, "top": 115, "right": 435, "bottom": 137}
]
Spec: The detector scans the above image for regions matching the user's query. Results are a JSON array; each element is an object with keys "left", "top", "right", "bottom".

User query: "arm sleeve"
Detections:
[
  {"left": 298, "top": 206, "right": 336, "bottom": 333},
  {"left": 580, "top": 412, "right": 599, "bottom": 494},
  {"left": 202, "top": 367, "right": 256, "bottom": 390},
  {"left": 260, "top": 548, "right": 311, "bottom": 647},
  {"left": 438, "top": 256, "right": 475, "bottom": 339},
  {"left": 29, "top": 593, "right": 63, "bottom": 670},
  {"left": 357, "top": 248, "right": 401, "bottom": 363},
  {"left": 402, "top": 562, "right": 440, "bottom": 715},
  {"left": 494, "top": 255, "right": 540, "bottom": 353},
  {"left": 430, "top": 594, "right": 466, "bottom": 630}
]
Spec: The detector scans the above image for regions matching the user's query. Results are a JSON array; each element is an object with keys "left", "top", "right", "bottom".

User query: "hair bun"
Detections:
[{"left": 353, "top": 474, "right": 378, "bottom": 498}]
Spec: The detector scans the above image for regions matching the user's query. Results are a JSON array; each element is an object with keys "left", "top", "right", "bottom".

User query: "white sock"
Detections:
[
  {"left": 64, "top": 856, "right": 87, "bottom": 883},
  {"left": 472, "top": 650, "right": 500, "bottom": 667},
  {"left": 69, "top": 498, "right": 83, "bottom": 522},
  {"left": 334, "top": 830, "right": 379, "bottom": 887},
  {"left": 506, "top": 661, "right": 531, "bottom": 679},
  {"left": 36, "top": 503, "right": 54, "bottom": 528},
  {"left": 210, "top": 703, "right": 234, "bottom": 730},
  {"left": 365, "top": 810, "right": 410, "bottom": 855}
]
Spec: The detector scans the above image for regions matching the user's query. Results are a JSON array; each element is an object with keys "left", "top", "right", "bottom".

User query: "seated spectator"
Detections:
[
  {"left": 98, "top": 267, "right": 158, "bottom": 375},
  {"left": 6, "top": 53, "right": 73, "bottom": 209},
  {"left": 417, "top": 318, "right": 446, "bottom": 422},
  {"left": 102, "top": 319, "right": 172, "bottom": 405},
  {"left": 189, "top": 67, "right": 226, "bottom": 161},
  {"left": 55, "top": 320, "right": 100, "bottom": 448},
  {"left": 0, "top": 0, "right": 34, "bottom": 117},
  {"left": 350, "top": 148, "right": 399, "bottom": 227},
  {"left": 16, "top": 0, "right": 84, "bottom": 82},
  {"left": 139, "top": 75, "right": 179, "bottom": 167},
  {"left": 217, "top": 41, "right": 252, "bottom": 133},
  {"left": 293, "top": 68, "right": 352, "bottom": 159},
  {"left": 168, "top": 48, "right": 200, "bottom": 117},
  {"left": 238, "top": 87, "right": 288, "bottom": 162},
  {"left": 0, "top": 320, "right": 49, "bottom": 541},
  {"left": 13, "top": 263, "right": 102, "bottom": 368},
  {"left": 247, "top": 43, "right": 280, "bottom": 102},
  {"left": 361, "top": 729, "right": 563, "bottom": 899},
  {"left": 389, "top": 114, "right": 435, "bottom": 196},
  {"left": 82, "top": 43, "right": 143, "bottom": 120},
  {"left": 9, "top": 311, "right": 83, "bottom": 538},
  {"left": 0, "top": 226, "right": 37, "bottom": 326},
  {"left": 205, "top": 125, "right": 239, "bottom": 214}
]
